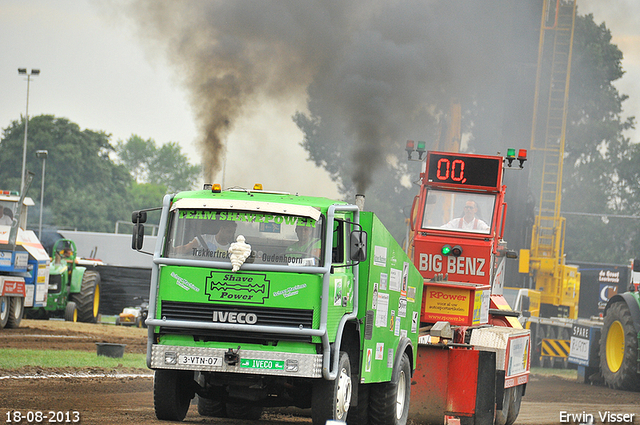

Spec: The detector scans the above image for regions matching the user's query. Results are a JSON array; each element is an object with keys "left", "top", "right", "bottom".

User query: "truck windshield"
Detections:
[
  {"left": 0, "top": 200, "right": 18, "bottom": 227},
  {"left": 164, "top": 209, "right": 324, "bottom": 267},
  {"left": 421, "top": 189, "right": 495, "bottom": 234}
]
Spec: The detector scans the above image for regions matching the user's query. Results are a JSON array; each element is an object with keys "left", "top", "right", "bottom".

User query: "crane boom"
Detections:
[{"left": 525, "top": 0, "right": 580, "bottom": 319}]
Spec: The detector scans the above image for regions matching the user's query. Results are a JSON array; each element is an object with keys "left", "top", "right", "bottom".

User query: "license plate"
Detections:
[
  {"left": 178, "top": 355, "right": 223, "bottom": 366},
  {"left": 240, "top": 359, "right": 285, "bottom": 370}
]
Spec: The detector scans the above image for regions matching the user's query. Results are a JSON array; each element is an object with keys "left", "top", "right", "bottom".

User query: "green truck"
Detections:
[{"left": 133, "top": 185, "right": 423, "bottom": 424}]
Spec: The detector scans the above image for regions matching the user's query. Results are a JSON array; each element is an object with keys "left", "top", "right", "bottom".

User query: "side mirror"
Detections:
[
  {"left": 132, "top": 210, "right": 147, "bottom": 224},
  {"left": 350, "top": 230, "right": 367, "bottom": 262},
  {"left": 633, "top": 259, "right": 640, "bottom": 272},
  {"left": 132, "top": 223, "right": 145, "bottom": 250},
  {"left": 131, "top": 210, "right": 147, "bottom": 251}
]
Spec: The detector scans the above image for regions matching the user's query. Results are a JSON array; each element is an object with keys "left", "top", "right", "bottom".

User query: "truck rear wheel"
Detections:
[
  {"left": 71, "top": 271, "right": 100, "bottom": 323},
  {"left": 226, "top": 402, "right": 262, "bottom": 420},
  {"left": 197, "top": 395, "right": 226, "bottom": 418},
  {"left": 154, "top": 369, "right": 195, "bottom": 421},
  {"left": 599, "top": 301, "right": 640, "bottom": 391},
  {"left": 6, "top": 297, "right": 24, "bottom": 328},
  {"left": 311, "top": 351, "right": 352, "bottom": 425},
  {"left": 347, "top": 382, "right": 370, "bottom": 425},
  {"left": 369, "top": 352, "right": 411, "bottom": 425},
  {"left": 0, "top": 296, "right": 9, "bottom": 329}
]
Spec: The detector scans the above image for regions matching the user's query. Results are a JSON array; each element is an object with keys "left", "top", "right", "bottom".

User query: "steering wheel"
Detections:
[{"left": 196, "top": 235, "right": 208, "bottom": 249}]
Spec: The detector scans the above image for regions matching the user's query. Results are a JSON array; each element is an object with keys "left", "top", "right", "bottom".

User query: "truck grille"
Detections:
[{"left": 159, "top": 301, "right": 315, "bottom": 344}]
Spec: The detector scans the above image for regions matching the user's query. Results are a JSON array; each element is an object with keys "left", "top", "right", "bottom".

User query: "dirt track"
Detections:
[{"left": 0, "top": 320, "right": 638, "bottom": 425}]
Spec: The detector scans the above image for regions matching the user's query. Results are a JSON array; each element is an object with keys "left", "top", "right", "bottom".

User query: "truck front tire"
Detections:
[
  {"left": 0, "top": 296, "right": 9, "bottom": 329},
  {"left": 312, "top": 351, "right": 352, "bottom": 425},
  {"left": 599, "top": 301, "right": 640, "bottom": 391},
  {"left": 369, "top": 352, "right": 411, "bottom": 425},
  {"left": 154, "top": 369, "right": 195, "bottom": 421},
  {"left": 6, "top": 297, "right": 23, "bottom": 328}
]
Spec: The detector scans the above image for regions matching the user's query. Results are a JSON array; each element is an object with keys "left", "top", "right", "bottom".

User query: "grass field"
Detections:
[
  {"left": 0, "top": 348, "right": 147, "bottom": 370},
  {"left": 529, "top": 366, "right": 578, "bottom": 379}
]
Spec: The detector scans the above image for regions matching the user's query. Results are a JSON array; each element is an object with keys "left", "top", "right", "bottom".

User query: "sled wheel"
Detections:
[
  {"left": 154, "top": 369, "right": 195, "bottom": 421},
  {"left": 494, "top": 386, "right": 513, "bottom": 425},
  {"left": 197, "top": 395, "right": 226, "bottom": 418},
  {"left": 6, "top": 297, "right": 24, "bottom": 328},
  {"left": 312, "top": 351, "right": 352, "bottom": 425},
  {"left": 226, "top": 402, "right": 262, "bottom": 420},
  {"left": 599, "top": 301, "right": 640, "bottom": 390},
  {"left": 71, "top": 271, "right": 100, "bottom": 323},
  {"left": 64, "top": 301, "right": 78, "bottom": 322},
  {"left": 0, "top": 296, "right": 9, "bottom": 329},
  {"left": 370, "top": 352, "right": 411, "bottom": 425},
  {"left": 506, "top": 385, "right": 523, "bottom": 425}
]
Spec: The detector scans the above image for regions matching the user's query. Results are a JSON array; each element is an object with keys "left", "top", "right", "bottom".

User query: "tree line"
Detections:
[{"left": 0, "top": 115, "right": 200, "bottom": 234}]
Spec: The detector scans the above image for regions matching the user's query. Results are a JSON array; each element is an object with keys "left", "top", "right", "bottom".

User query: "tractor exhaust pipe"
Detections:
[{"left": 355, "top": 194, "right": 365, "bottom": 211}]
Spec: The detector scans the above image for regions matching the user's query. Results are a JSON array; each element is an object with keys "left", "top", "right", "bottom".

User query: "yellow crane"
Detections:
[{"left": 518, "top": 0, "right": 580, "bottom": 366}]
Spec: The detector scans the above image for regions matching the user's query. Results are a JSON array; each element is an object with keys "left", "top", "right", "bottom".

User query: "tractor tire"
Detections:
[
  {"left": 0, "top": 296, "right": 9, "bottom": 329},
  {"left": 312, "top": 351, "right": 352, "bottom": 425},
  {"left": 71, "top": 271, "right": 100, "bottom": 323},
  {"left": 226, "top": 402, "right": 262, "bottom": 420},
  {"left": 6, "top": 297, "right": 24, "bottom": 328},
  {"left": 64, "top": 301, "right": 78, "bottom": 322},
  {"left": 369, "top": 353, "right": 411, "bottom": 425},
  {"left": 599, "top": 301, "right": 640, "bottom": 391},
  {"left": 154, "top": 369, "right": 195, "bottom": 421}
]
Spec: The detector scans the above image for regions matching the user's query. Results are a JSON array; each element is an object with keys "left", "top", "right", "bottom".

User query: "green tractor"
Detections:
[{"left": 28, "top": 239, "right": 101, "bottom": 322}]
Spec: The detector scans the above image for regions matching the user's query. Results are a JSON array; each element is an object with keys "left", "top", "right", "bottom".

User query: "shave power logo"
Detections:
[{"left": 205, "top": 271, "right": 270, "bottom": 304}]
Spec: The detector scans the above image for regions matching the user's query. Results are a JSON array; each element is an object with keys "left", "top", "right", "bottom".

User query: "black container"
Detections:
[{"left": 96, "top": 343, "right": 126, "bottom": 358}]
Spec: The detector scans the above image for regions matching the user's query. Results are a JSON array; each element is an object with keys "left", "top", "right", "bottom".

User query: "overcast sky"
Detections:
[{"left": 1, "top": 1, "right": 638, "bottom": 199}]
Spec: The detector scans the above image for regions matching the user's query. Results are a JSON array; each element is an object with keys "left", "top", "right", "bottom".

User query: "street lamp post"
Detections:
[
  {"left": 35, "top": 150, "right": 48, "bottom": 238},
  {"left": 18, "top": 68, "right": 40, "bottom": 195}
]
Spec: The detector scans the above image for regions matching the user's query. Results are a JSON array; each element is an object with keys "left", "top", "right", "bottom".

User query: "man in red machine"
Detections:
[{"left": 441, "top": 199, "right": 489, "bottom": 232}]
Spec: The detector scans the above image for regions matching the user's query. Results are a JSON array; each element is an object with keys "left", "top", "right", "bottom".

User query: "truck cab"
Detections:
[
  {"left": 411, "top": 151, "right": 522, "bottom": 328},
  {"left": 406, "top": 149, "right": 530, "bottom": 425},
  {"left": 0, "top": 190, "right": 49, "bottom": 329}
]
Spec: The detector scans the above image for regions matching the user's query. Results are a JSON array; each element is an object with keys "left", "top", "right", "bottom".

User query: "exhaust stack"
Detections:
[{"left": 355, "top": 194, "right": 365, "bottom": 211}]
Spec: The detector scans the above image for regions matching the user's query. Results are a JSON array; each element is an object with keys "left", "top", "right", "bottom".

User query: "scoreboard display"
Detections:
[{"left": 426, "top": 152, "right": 503, "bottom": 190}]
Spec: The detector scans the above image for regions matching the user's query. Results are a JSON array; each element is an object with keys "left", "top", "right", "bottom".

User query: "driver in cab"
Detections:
[
  {"left": 286, "top": 225, "right": 321, "bottom": 259},
  {"left": 441, "top": 200, "right": 489, "bottom": 232}
]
